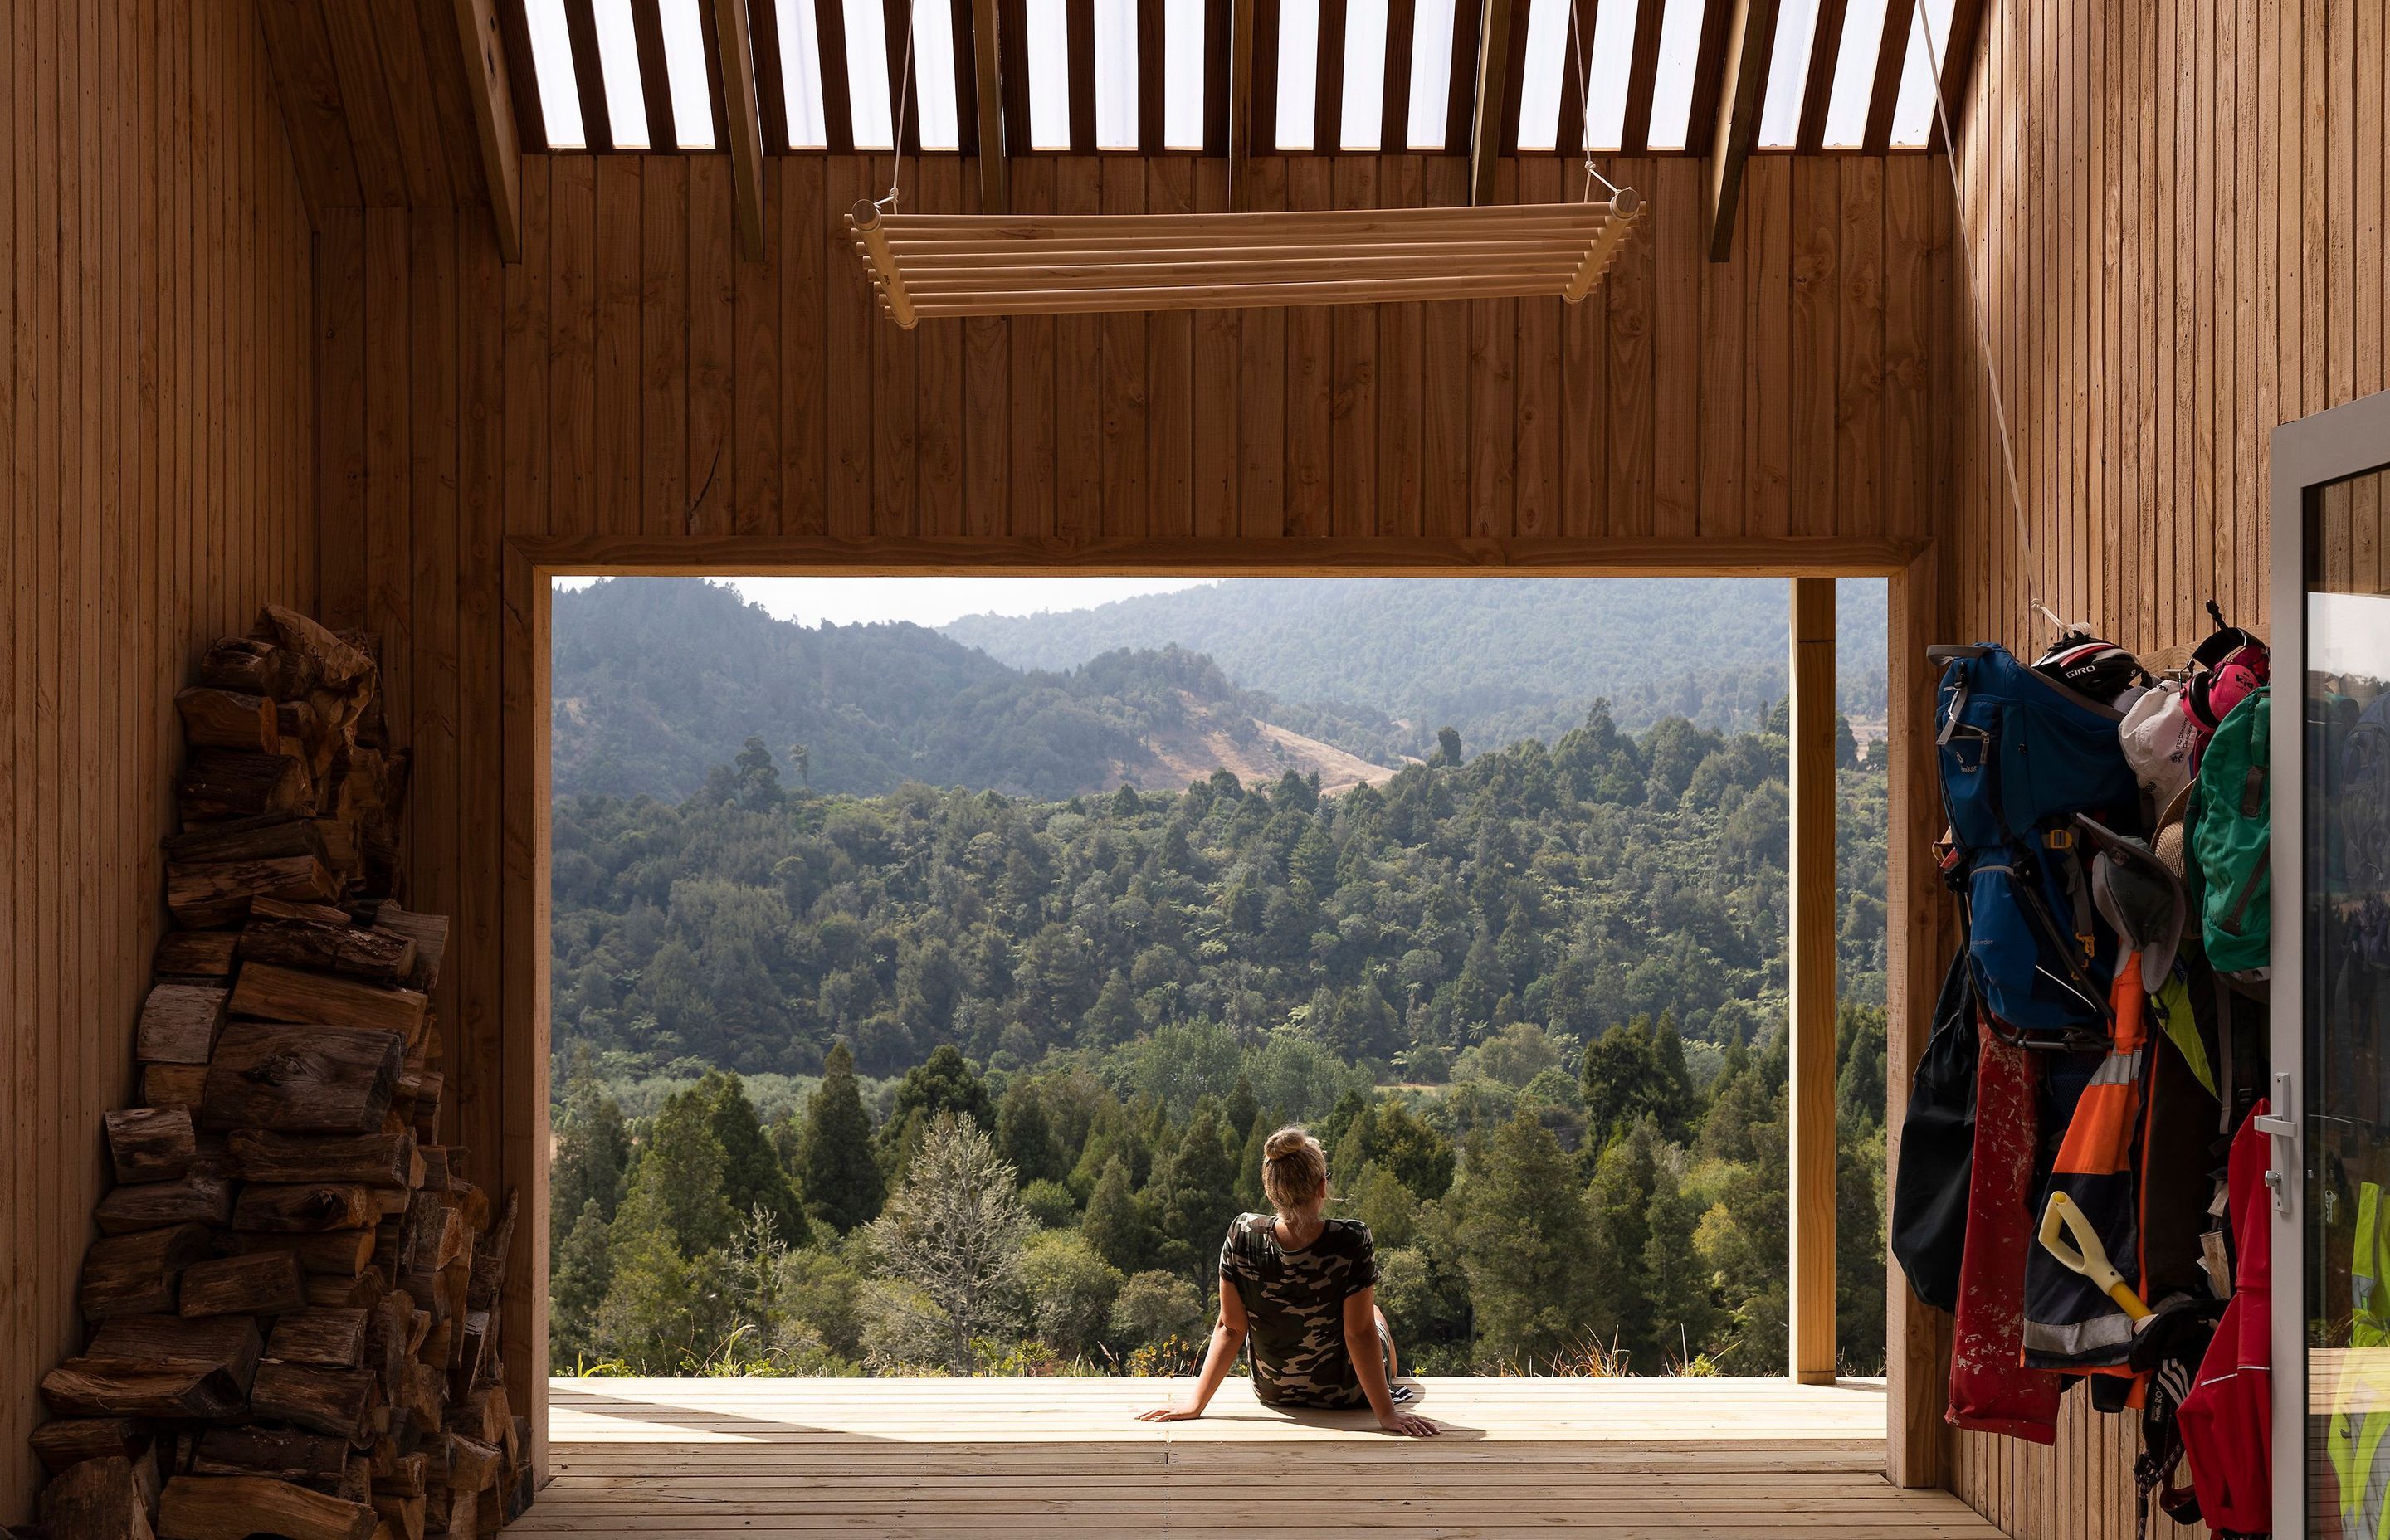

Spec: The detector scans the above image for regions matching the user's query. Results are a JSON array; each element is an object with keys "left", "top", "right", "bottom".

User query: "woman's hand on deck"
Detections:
[
  {"left": 1138, "top": 1402, "right": 1203, "bottom": 1422},
  {"left": 1377, "top": 1411, "right": 1440, "bottom": 1437}
]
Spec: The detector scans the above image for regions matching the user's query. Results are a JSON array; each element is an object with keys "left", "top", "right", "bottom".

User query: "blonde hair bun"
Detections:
[{"left": 1261, "top": 1126, "right": 1329, "bottom": 1213}]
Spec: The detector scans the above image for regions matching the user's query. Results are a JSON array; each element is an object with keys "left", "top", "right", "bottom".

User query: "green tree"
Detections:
[
  {"left": 703, "top": 1070, "right": 807, "bottom": 1247},
  {"left": 799, "top": 1041, "right": 885, "bottom": 1232},
  {"left": 1019, "top": 1231, "right": 1124, "bottom": 1358},
  {"left": 1149, "top": 1103, "right": 1241, "bottom": 1281},
  {"left": 1460, "top": 1112, "right": 1599, "bottom": 1371},
  {"left": 996, "top": 1079, "right": 1065, "bottom": 1186},
  {"left": 866, "top": 1113, "right": 1032, "bottom": 1375},
  {"left": 552, "top": 1048, "right": 631, "bottom": 1250},
  {"left": 1109, "top": 1270, "right": 1207, "bottom": 1350},
  {"left": 1080, "top": 1155, "right": 1153, "bottom": 1274},
  {"left": 1436, "top": 726, "right": 1464, "bottom": 766},
  {"left": 639, "top": 1081, "right": 741, "bottom": 1260}
]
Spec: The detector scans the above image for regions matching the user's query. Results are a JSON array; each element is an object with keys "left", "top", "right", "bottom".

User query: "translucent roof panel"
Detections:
[
  {"left": 1578, "top": 0, "right": 1636, "bottom": 152},
  {"left": 775, "top": 0, "right": 830, "bottom": 148},
  {"left": 1163, "top": 0, "right": 1207, "bottom": 148},
  {"left": 1513, "top": 0, "right": 1572, "bottom": 152},
  {"left": 1275, "top": 0, "right": 1320, "bottom": 149},
  {"left": 1888, "top": 0, "right": 1958, "bottom": 147},
  {"left": 1756, "top": 0, "right": 1820, "bottom": 147},
  {"left": 1642, "top": 0, "right": 1705, "bottom": 150},
  {"left": 1404, "top": 0, "right": 1456, "bottom": 148},
  {"left": 1819, "top": 0, "right": 1888, "bottom": 147},
  {"left": 660, "top": 0, "right": 716, "bottom": 147},
  {"left": 1339, "top": 0, "right": 1390, "bottom": 149},
  {"left": 593, "top": 0, "right": 651, "bottom": 148},
  {"left": 1095, "top": 0, "right": 1139, "bottom": 149},
  {"left": 523, "top": 0, "right": 586, "bottom": 148},
  {"left": 843, "top": 0, "right": 898, "bottom": 149},
  {"left": 1024, "top": 0, "right": 1071, "bottom": 149},
  {"left": 911, "top": 0, "right": 964, "bottom": 149}
]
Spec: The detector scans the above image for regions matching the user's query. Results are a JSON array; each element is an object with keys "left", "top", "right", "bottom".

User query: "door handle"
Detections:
[{"left": 2255, "top": 1071, "right": 2296, "bottom": 1214}]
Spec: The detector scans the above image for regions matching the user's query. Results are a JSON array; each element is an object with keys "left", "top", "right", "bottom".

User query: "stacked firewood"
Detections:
[{"left": 24, "top": 607, "right": 529, "bottom": 1540}]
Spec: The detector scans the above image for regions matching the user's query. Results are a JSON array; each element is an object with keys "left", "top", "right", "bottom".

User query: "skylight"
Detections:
[
  {"left": 1643, "top": 0, "right": 1705, "bottom": 150},
  {"left": 846, "top": 0, "right": 898, "bottom": 149},
  {"left": 1756, "top": 0, "right": 1819, "bottom": 147},
  {"left": 1339, "top": 0, "right": 1390, "bottom": 149},
  {"left": 1163, "top": 0, "right": 1206, "bottom": 147},
  {"left": 1578, "top": 0, "right": 1636, "bottom": 151},
  {"left": 1275, "top": 0, "right": 1319, "bottom": 150},
  {"left": 1514, "top": 0, "right": 1573, "bottom": 153},
  {"left": 1819, "top": 0, "right": 1888, "bottom": 147},
  {"left": 660, "top": 0, "right": 715, "bottom": 147},
  {"left": 776, "top": 0, "right": 829, "bottom": 148},
  {"left": 1025, "top": 0, "right": 1071, "bottom": 148},
  {"left": 1404, "top": 0, "right": 1456, "bottom": 148},
  {"left": 524, "top": 0, "right": 585, "bottom": 148},
  {"left": 1888, "top": 0, "right": 1958, "bottom": 147},
  {"left": 1095, "top": 0, "right": 1139, "bottom": 149},
  {"left": 913, "top": 0, "right": 964, "bottom": 150},
  {"left": 593, "top": 0, "right": 650, "bottom": 149}
]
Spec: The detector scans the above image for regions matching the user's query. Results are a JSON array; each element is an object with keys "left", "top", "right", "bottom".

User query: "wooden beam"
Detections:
[
  {"left": 1314, "top": 0, "right": 1348, "bottom": 152},
  {"left": 1067, "top": 0, "right": 1097, "bottom": 151},
  {"left": 970, "top": 0, "right": 1007, "bottom": 207},
  {"left": 1378, "top": 0, "right": 1417, "bottom": 152},
  {"left": 1924, "top": 0, "right": 1985, "bottom": 154},
  {"left": 1618, "top": 0, "right": 1666, "bottom": 154},
  {"left": 1793, "top": 0, "right": 1851, "bottom": 152},
  {"left": 452, "top": 0, "right": 526, "bottom": 262},
  {"left": 886, "top": 0, "right": 923, "bottom": 152},
  {"left": 629, "top": 0, "right": 679, "bottom": 147},
  {"left": 1205, "top": 0, "right": 1232, "bottom": 153},
  {"left": 1554, "top": 0, "right": 1594, "bottom": 157},
  {"left": 1883, "top": 548, "right": 1953, "bottom": 1486},
  {"left": 1860, "top": 0, "right": 1916, "bottom": 152},
  {"left": 711, "top": 0, "right": 768, "bottom": 260},
  {"left": 1703, "top": 0, "right": 1778, "bottom": 261},
  {"left": 1466, "top": 0, "right": 1514, "bottom": 203},
  {"left": 1684, "top": 0, "right": 1734, "bottom": 153},
  {"left": 1441, "top": 0, "right": 1480, "bottom": 155},
  {"left": 817, "top": 0, "right": 858, "bottom": 151},
  {"left": 1139, "top": 0, "right": 1168, "bottom": 149},
  {"left": 497, "top": 0, "right": 550, "bottom": 149},
  {"left": 561, "top": 0, "right": 616, "bottom": 149},
  {"left": 1228, "top": 0, "right": 1259, "bottom": 206},
  {"left": 1788, "top": 576, "right": 1837, "bottom": 1388},
  {"left": 748, "top": 0, "right": 792, "bottom": 147}
]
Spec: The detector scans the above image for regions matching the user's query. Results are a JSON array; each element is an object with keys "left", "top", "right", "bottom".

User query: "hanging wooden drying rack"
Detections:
[{"left": 847, "top": 191, "right": 1641, "bottom": 329}]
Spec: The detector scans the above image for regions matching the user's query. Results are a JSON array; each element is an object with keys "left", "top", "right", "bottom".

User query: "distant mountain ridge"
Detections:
[
  {"left": 549, "top": 578, "right": 1394, "bottom": 802},
  {"left": 940, "top": 578, "right": 1889, "bottom": 764}
]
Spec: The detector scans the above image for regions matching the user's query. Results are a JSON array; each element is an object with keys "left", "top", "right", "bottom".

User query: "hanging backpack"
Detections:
[
  {"left": 1932, "top": 643, "right": 2144, "bottom": 1049},
  {"left": 2188, "top": 687, "right": 2272, "bottom": 978},
  {"left": 1890, "top": 947, "right": 1979, "bottom": 1312}
]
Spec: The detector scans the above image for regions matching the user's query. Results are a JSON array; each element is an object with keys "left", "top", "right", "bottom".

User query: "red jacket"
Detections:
[{"left": 2177, "top": 1100, "right": 2271, "bottom": 1535}]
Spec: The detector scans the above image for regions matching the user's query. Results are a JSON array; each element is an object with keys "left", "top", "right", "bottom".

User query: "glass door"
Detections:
[{"left": 2279, "top": 392, "right": 2390, "bottom": 1538}]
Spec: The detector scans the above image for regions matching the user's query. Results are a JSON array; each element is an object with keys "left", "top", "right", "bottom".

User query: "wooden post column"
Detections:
[{"left": 1788, "top": 578, "right": 1837, "bottom": 1386}]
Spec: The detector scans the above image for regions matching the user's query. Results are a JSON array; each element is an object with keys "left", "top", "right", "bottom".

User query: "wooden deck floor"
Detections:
[{"left": 514, "top": 1376, "right": 2002, "bottom": 1538}]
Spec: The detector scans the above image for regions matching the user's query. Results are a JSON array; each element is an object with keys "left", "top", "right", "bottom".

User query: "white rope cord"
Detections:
[
  {"left": 1570, "top": 1, "right": 1616, "bottom": 202},
  {"left": 878, "top": 0, "right": 920, "bottom": 212},
  {"left": 1917, "top": 1, "right": 2044, "bottom": 623}
]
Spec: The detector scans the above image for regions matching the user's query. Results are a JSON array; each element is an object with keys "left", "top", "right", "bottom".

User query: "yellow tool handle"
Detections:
[{"left": 2038, "top": 1192, "right": 2153, "bottom": 1321}]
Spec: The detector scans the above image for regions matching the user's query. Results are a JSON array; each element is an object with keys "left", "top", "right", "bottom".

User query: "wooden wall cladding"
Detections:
[
  {"left": 1939, "top": 0, "right": 2390, "bottom": 1535},
  {"left": 2, "top": 0, "right": 318, "bottom": 1524},
  {"left": 310, "top": 146, "right": 1951, "bottom": 1477}
]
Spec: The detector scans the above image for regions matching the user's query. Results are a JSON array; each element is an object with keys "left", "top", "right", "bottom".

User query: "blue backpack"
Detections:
[{"left": 1932, "top": 644, "right": 2143, "bottom": 1049}]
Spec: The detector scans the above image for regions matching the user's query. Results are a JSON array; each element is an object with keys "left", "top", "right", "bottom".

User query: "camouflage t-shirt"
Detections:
[{"left": 1218, "top": 1212, "right": 1378, "bottom": 1408}]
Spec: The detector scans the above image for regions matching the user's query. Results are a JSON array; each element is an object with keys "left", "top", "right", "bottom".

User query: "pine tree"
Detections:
[
  {"left": 640, "top": 1083, "right": 740, "bottom": 1260},
  {"left": 593, "top": 1175, "right": 724, "bottom": 1373},
  {"left": 1222, "top": 1074, "right": 1260, "bottom": 1147},
  {"left": 800, "top": 1041, "right": 885, "bottom": 1232},
  {"left": 1080, "top": 1155, "right": 1153, "bottom": 1274},
  {"left": 552, "top": 1048, "right": 631, "bottom": 1251},
  {"left": 549, "top": 1204, "right": 614, "bottom": 1372},
  {"left": 702, "top": 1070, "right": 808, "bottom": 1247},
  {"left": 996, "top": 1079, "right": 1064, "bottom": 1185},
  {"left": 1583, "top": 1118, "right": 1663, "bottom": 1363},
  {"left": 867, "top": 1114, "right": 1032, "bottom": 1375},
  {"left": 1460, "top": 1112, "right": 1599, "bottom": 1371},
  {"left": 1150, "top": 1102, "right": 1240, "bottom": 1281}
]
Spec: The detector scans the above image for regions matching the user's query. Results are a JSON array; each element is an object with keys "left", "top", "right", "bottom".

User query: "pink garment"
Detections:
[
  {"left": 2177, "top": 1101, "right": 2272, "bottom": 1534},
  {"left": 1947, "top": 1029, "right": 2063, "bottom": 1444}
]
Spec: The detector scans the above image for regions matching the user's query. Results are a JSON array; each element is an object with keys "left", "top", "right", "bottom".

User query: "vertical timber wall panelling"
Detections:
[
  {"left": 2, "top": 0, "right": 319, "bottom": 1523},
  {"left": 1939, "top": 0, "right": 2388, "bottom": 1535},
  {"left": 315, "top": 148, "right": 1954, "bottom": 1481}
]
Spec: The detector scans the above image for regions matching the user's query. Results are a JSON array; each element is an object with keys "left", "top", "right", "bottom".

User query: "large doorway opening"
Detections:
[{"left": 534, "top": 570, "right": 1890, "bottom": 1390}]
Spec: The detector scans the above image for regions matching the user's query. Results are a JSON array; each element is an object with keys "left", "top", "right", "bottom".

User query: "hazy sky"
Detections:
[{"left": 552, "top": 576, "right": 1217, "bottom": 630}]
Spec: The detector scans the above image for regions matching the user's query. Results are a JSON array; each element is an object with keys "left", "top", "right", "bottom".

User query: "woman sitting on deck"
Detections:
[{"left": 1137, "top": 1127, "right": 1439, "bottom": 1437}]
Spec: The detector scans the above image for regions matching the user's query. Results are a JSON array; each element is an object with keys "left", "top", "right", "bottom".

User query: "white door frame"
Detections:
[{"left": 2269, "top": 387, "right": 2390, "bottom": 1538}]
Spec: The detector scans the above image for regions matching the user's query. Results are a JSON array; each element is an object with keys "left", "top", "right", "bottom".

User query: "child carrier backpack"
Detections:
[
  {"left": 1932, "top": 643, "right": 2144, "bottom": 1049},
  {"left": 2188, "top": 687, "right": 2272, "bottom": 979}
]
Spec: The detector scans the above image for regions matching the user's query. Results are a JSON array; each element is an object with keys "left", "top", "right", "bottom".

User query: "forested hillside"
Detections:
[
  {"left": 549, "top": 704, "right": 1892, "bottom": 1383},
  {"left": 552, "top": 578, "right": 1390, "bottom": 802},
  {"left": 943, "top": 578, "right": 1890, "bottom": 761}
]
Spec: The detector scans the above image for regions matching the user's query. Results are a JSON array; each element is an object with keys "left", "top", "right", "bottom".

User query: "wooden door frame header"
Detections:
[{"left": 495, "top": 530, "right": 1945, "bottom": 1492}]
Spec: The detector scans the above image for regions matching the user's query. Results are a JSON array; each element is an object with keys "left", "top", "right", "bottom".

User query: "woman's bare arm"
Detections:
[
  {"left": 1344, "top": 1287, "right": 1436, "bottom": 1436},
  {"left": 1138, "top": 1277, "right": 1250, "bottom": 1421}
]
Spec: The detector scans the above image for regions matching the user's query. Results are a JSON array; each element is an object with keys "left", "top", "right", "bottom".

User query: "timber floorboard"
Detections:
[{"left": 517, "top": 1377, "right": 1999, "bottom": 1537}]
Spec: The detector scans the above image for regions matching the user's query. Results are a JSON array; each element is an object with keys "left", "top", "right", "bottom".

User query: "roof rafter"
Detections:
[
  {"left": 451, "top": 0, "right": 526, "bottom": 260},
  {"left": 710, "top": 0, "right": 768, "bottom": 256},
  {"left": 629, "top": 0, "right": 680, "bottom": 146},
  {"left": 1466, "top": 0, "right": 1515, "bottom": 203},
  {"left": 1620, "top": 0, "right": 1668, "bottom": 154},
  {"left": 1704, "top": 0, "right": 1778, "bottom": 260},
  {"left": 1792, "top": 0, "right": 1850, "bottom": 152},
  {"left": 969, "top": 0, "right": 1007, "bottom": 207}
]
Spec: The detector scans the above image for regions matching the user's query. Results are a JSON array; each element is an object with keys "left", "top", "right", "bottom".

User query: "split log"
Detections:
[
  {"left": 441, "top": 1435, "right": 500, "bottom": 1494},
  {"left": 30, "top": 1418, "right": 151, "bottom": 1476},
  {"left": 88, "top": 1316, "right": 262, "bottom": 1391},
  {"left": 231, "top": 1127, "right": 418, "bottom": 1187},
  {"left": 152, "top": 932, "right": 241, "bottom": 982},
  {"left": 39, "top": 1359, "right": 246, "bottom": 1421},
  {"left": 78, "top": 1226, "right": 210, "bottom": 1321},
  {"left": 238, "top": 915, "right": 415, "bottom": 985},
  {"left": 157, "top": 1474, "right": 376, "bottom": 1540},
  {"left": 398, "top": 1362, "right": 446, "bottom": 1432},
  {"left": 363, "top": 907, "right": 447, "bottom": 992},
  {"left": 305, "top": 1272, "right": 387, "bottom": 1310},
  {"left": 402, "top": 1197, "right": 464, "bottom": 1273},
  {"left": 194, "top": 636, "right": 298, "bottom": 699},
  {"left": 248, "top": 1362, "right": 376, "bottom": 1441},
  {"left": 445, "top": 1385, "right": 508, "bottom": 1451},
  {"left": 139, "top": 1064, "right": 208, "bottom": 1112},
  {"left": 163, "top": 813, "right": 329, "bottom": 868},
  {"left": 105, "top": 1107, "right": 195, "bottom": 1183},
  {"left": 373, "top": 1449, "right": 427, "bottom": 1499},
  {"left": 174, "top": 688, "right": 278, "bottom": 753},
  {"left": 178, "top": 748, "right": 307, "bottom": 823},
  {"left": 232, "top": 1227, "right": 381, "bottom": 1279},
  {"left": 228, "top": 964, "right": 428, "bottom": 1045},
  {"left": 39, "top": 1455, "right": 156, "bottom": 1540},
  {"left": 190, "top": 1427, "right": 349, "bottom": 1484},
  {"left": 313, "top": 818, "right": 361, "bottom": 880},
  {"left": 166, "top": 857, "right": 339, "bottom": 928},
  {"left": 437, "top": 1487, "right": 475, "bottom": 1540},
  {"left": 198, "top": 1023, "right": 401, "bottom": 1135},
  {"left": 94, "top": 1173, "right": 234, "bottom": 1235},
  {"left": 232, "top": 1182, "right": 378, "bottom": 1234},
  {"left": 464, "top": 1194, "right": 515, "bottom": 1312},
  {"left": 176, "top": 1252, "right": 305, "bottom": 1318},
  {"left": 134, "top": 986, "right": 228, "bottom": 1065},
  {"left": 372, "top": 1494, "right": 426, "bottom": 1540},
  {"left": 266, "top": 1309, "right": 370, "bottom": 1368},
  {"left": 255, "top": 604, "right": 374, "bottom": 699}
]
